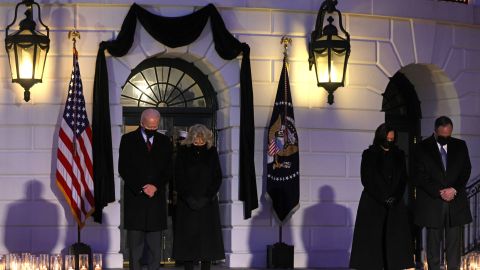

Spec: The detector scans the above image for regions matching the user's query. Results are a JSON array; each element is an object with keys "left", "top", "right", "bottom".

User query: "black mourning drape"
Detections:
[{"left": 92, "top": 3, "right": 258, "bottom": 222}]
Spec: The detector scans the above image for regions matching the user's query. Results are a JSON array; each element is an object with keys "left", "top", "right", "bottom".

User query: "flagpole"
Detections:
[
  {"left": 66, "top": 29, "right": 93, "bottom": 270},
  {"left": 69, "top": 30, "right": 80, "bottom": 157},
  {"left": 266, "top": 36, "right": 296, "bottom": 268},
  {"left": 78, "top": 225, "right": 81, "bottom": 243},
  {"left": 281, "top": 36, "right": 291, "bottom": 143},
  {"left": 279, "top": 36, "right": 291, "bottom": 246}
]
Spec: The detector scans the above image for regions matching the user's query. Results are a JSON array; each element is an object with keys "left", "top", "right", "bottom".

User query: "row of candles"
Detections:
[
  {"left": 417, "top": 251, "right": 480, "bottom": 270},
  {"left": 460, "top": 252, "right": 480, "bottom": 270},
  {"left": 0, "top": 253, "right": 102, "bottom": 270}
]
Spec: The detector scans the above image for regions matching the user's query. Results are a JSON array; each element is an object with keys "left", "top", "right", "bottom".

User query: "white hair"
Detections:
[
  {"left": 181, "top": 124, "right": 214, "bottom": 149},
  {"left": 140, "top": 108, "right": 160, "bottom": 124}
]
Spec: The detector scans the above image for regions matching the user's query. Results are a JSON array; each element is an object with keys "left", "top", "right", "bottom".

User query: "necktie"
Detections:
[
  {"left": 146, "top": 138, "right": 152, "bottom": 152},
  {"left": 440, "top": 146, "right": 447, "bottom": 171}
]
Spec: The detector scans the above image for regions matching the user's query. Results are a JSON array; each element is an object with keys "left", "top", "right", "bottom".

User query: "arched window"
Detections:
[{"left": 121, "top": 57, "right": 217, "bottom": 136}]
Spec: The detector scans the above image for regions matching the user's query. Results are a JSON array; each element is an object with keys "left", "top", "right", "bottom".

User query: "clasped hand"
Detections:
[
  {"left": 440, "top": 187, "right": 456, "bottom": 202},
  {"left": 385, "top": 197, "right": 395, "bottom": 207},
  {"left": 143, "top": 184, "right": 157, "bottom": 198}
]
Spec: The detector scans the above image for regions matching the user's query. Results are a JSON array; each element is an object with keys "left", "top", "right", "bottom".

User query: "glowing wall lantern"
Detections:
[
  {"left": 308, "top": 0, "right": 350, "bottom": 105},
  {"left": 5, "top": 0, "right": 50, "bottom": 102}
]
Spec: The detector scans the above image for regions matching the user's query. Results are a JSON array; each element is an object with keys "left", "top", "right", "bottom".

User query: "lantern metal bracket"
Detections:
[{"left": 6, "top": 0, "right": 50, "bottom": 39}]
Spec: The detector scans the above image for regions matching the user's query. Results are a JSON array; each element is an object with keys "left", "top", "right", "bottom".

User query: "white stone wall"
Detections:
[{"left": 1, "top": 0, "right": 480, "bottom": 268}]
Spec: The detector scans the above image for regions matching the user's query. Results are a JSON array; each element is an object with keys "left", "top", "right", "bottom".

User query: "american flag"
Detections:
[
  {"left": 56, "top": 46, "right": 95, "bottom": 228},
  {"left": 268, "top": 138, "right": 280, "bottom": 156}
]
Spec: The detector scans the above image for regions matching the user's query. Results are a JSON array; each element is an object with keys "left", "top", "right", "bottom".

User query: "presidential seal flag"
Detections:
[{"left": 266, "top": 59, "right": 299, "bottom": 223}]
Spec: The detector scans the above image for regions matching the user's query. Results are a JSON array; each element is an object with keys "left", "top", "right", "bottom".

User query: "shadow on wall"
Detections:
[
  {"left": 302, "top": 185, "right": 352, "bottom": 268},
  {"left": 4, "top": 180, "right": 60, "bottom": 253}
]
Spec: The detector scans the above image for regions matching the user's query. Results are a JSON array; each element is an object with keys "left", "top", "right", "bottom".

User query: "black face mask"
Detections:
[
  {"left": 436, "top": 135, "right": 450, "bottom": 146},
  {"left": 144, "top": 129, "right": 157, "bottom": 138},
  {"left": 382, "top": 140, "right": 394, "bottom": 150}
]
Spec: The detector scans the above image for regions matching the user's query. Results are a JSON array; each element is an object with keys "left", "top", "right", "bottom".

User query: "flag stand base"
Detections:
[
  {"left": 266, "top": 242, "right": 294, "bottom": 269},
  {"left": 68, "top": 226, "right": 93, "bottom": 270},
  {"left": 69, "top": 242, "right": 93, "bottom": 270}
]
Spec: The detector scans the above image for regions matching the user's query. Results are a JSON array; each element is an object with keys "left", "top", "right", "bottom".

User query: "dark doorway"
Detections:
[{"left": 382, "top": 71, "right": 422, "bottom": 267}]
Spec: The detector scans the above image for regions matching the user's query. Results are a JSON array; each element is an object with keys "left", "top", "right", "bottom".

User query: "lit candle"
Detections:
[
  {"left": 80, "top": 266, "right": 87, "bottom": 270},
  {"left": 92, "top": 253, "right": 102, "bottom": 270},
  {"left": 11, "top": 261, "right": 18, "bottom": 270}
]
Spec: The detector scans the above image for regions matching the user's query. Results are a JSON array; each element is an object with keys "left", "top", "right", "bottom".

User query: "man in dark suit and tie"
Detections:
[
  {"left": 414, "top": 116, "right": 472, "bottom": 270},
  {"left": 119, "top": 108, "right": 173, "bottom": 270}
]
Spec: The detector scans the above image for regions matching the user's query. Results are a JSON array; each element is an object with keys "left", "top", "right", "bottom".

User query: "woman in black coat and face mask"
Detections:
[
  {"left": 349, "top": 123, "right": 414, "bottom": 270},
  {"left": 173, "top": 124, "right": 224, "bottom": 270}
]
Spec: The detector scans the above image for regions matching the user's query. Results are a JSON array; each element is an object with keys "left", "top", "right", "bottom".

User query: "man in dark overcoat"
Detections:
[
  {"left": 414, "top": 116, "right": 472, "bottom": 270},
  {"left": 119, "top": 108, "right": 173, "bottom": 270}
]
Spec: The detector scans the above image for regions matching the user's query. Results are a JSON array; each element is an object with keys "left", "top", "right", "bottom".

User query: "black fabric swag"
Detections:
[{"left": 92, "top": 3, "right": 258, "bottom": 221}]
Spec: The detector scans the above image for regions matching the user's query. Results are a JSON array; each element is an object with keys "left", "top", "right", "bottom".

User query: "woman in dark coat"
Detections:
[
  {"left": 173, "top": 124, "right": 225, "bottom": 270},
  {"left": 350, "top": 123, "right": 414, "bottom": 270}
]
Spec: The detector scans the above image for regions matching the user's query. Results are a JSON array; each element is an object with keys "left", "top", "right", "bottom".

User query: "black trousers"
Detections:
[
  {"left": 426, "top": 202, "right": 461, "bottom": 270},
  {"left": 128, "top": 230, "right": 162, "bottom": 270},
  {"left": 184, "top": 261, "right": 211, "bottom": 270}
]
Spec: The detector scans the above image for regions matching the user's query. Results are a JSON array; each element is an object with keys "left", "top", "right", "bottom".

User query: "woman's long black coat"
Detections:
[
  {"left": 350, "top": 145, "right": 414, "bottom": 270},
  {"left": 173, "top": 145, "right": 225, "bottom": 261}
]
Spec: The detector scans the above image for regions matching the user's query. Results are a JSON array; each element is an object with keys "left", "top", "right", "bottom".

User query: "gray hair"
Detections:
[
  {"left": 140, "top": 108, "right": 160, "bottom": 123},
  {"left": 181, "top": 124, "right": 214, "bottom": 149}
]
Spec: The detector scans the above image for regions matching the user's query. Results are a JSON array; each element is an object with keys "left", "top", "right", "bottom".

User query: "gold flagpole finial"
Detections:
[
  {"left": 280, "top": 36, "right": 292, "bottom": 58},
  {"left": 68, "top": 30, "right": 80, "bottom": 41},
  {"left": 68, "top": 30, "right": 80, "bottom": 49}
]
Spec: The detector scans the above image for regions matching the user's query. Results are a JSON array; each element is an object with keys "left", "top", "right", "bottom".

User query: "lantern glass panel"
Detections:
[
  {"left": 34, "top": 44, "right": 47, "bottom": 80},
  {"left": 331, "top": 46, "right": 347, "bottom": 83},
  {"left": 17, "top": 43, "right": 35, "bottom": 79},
  {"left": 314, "top": 50, "right": 343, "bottom": 84},
  {"left": 7, "top": 43, "right": 18, "bottom": 79},
  {"left": 313, "top": 49, "right": 328, "bottom": 83},
  {"left": 313, "top": 33, "right": 348, "bottom": 86}
]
